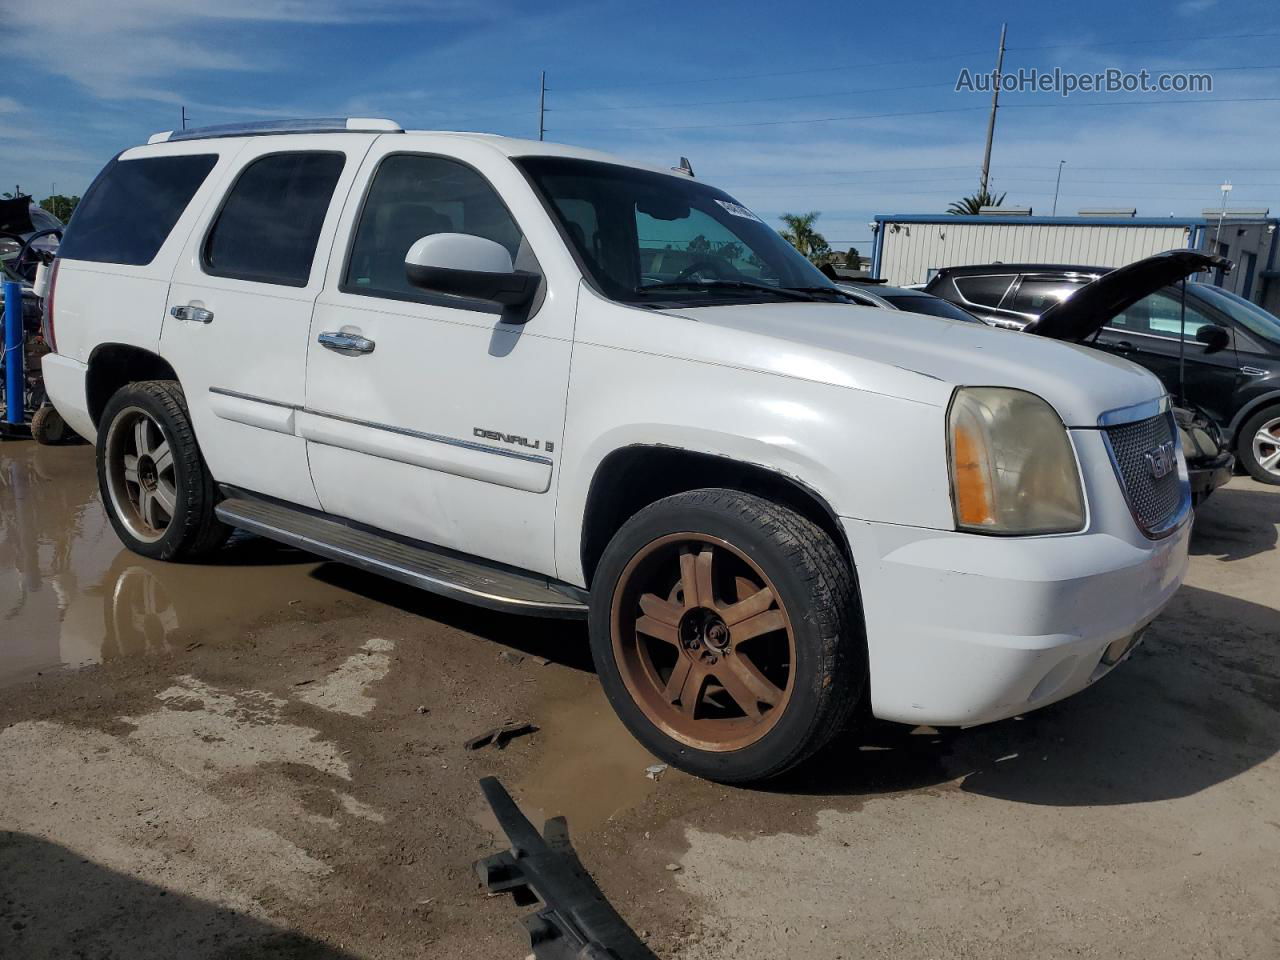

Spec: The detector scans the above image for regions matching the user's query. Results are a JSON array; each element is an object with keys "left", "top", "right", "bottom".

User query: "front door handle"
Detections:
[
  {"left": 318, "top": 331, "right": 376, "bottom": 354},
  {"left": 170, "top": 304, "right": 214, "bottom": 323},
  {"left": 1112, "top": 340, "right": 1135, "bottom": 351}
]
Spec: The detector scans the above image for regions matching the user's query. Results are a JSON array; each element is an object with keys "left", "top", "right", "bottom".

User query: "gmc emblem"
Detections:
[{"left": 1144, "top": 440, "right": 1177, "bottom": 480}]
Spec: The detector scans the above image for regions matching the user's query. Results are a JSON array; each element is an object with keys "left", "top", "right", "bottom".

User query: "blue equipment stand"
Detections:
[{"left": 2, "top": 279, "right": 27, "bottom": 434}]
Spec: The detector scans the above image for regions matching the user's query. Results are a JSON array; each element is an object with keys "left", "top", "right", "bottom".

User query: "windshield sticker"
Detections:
[{"left": 715, "top": 199, "right": 763, "bottom": 222}]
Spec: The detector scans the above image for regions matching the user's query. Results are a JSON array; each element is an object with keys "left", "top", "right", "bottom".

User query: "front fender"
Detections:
[{"left": 554, "top": 340, "right": 952, "bottom": 585}]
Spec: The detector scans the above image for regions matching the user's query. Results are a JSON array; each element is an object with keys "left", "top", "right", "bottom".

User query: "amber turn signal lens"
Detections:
[{"left": 952, "top": 421, "right": 996, "bottom": 527}]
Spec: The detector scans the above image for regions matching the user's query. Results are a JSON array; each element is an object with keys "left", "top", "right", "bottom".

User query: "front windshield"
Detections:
[
  {"left": 1191, "top": 283, "right": 1280, "bottom": 346},
  {"left": 517, "top": 156, "right": 837, "bottom": 305}
]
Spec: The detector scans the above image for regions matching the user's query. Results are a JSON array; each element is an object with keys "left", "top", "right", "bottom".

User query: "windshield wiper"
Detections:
[
  {"left": 636, "top": 279, "right": 823, "bottom": 302},
  {"left": 780, "top": 285, "right": 857, "bottom": 301}
]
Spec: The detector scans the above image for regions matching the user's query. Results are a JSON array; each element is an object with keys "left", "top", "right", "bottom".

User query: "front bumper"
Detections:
[
  {"left": 843, "top": 514, "right": 1190, "bottom": 727},
  {"left": 1188, "top": 452, "right": 1235, "bottom": 505}
]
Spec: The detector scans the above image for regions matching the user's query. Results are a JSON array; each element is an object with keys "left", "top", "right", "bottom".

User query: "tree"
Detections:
[
  {"left": 844, "top": 247, "right": 861, "bottom": 268},
  {"left": 40, "top": 195, "right": 80, "bottom": 223},
  {"left": 947, "top": 189, "right": 1007, "bottom": 215},
  {"left": 779, "top": 211, "right": 830, "bottom": 263}
]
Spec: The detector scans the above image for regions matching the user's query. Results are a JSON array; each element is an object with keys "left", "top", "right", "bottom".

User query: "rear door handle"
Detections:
[
  {"left": 318, "top": 331, "right": 376, "bottom": 354},
  {"left": 170, "top": 304, "right": 214, "bottom": 323},
  {"left": 1112, "top": 340, "right": 1135, "bottom": 351}
]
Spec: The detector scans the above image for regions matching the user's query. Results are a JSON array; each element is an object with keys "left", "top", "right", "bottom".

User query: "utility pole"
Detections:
[
  {"left": 1051, "top": 160, "right": 1065, "bottom": 216},
  {"left": 181, "top": 106, "right": 188, "bottom": 131},
  {"left": 1212, "top": 180, "right": 1232, "bottom": 248},
  {"left": 538, "top": 71, "right": 546, "bottom": 142},
  {"left": 979, "top": 22, "right": 1007, "bottom": 198}
]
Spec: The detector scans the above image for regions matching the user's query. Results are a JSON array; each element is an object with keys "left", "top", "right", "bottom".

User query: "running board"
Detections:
[{"left": 214, "top": 495, "right": 588, "bottom": 619}]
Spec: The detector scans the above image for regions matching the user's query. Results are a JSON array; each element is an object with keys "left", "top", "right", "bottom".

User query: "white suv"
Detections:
[{"left": 42, "top": 118, "right": 1191, "bottom": 782}]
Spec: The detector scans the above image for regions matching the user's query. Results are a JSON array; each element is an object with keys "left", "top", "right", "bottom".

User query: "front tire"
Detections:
[
  {"left": 97, "top": 380, "right": 230, "bottom": 560},
  {"left": 1238, "top": 405, "right": 1280, "bottom": 485},
  {"left": 588, "top": 489, "right": 866, "bottom": 783}
]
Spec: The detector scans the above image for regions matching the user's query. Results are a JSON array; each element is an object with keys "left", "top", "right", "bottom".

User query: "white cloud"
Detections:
[
  {"left": 1177, "top": 0, "right": 1219, "bottom": 14},
  {"left": 0, "top": 0, "right": 498, "bottom": 102}
]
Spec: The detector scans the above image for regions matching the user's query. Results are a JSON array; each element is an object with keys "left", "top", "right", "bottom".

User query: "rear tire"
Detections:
[
  {"left": 97, "top": 380, "right": 230, "bottom": 560},
  {"left": 1238, "top": 405, "right": 1280, "bottom": 485},
  {"left": 588, "top": 488, "right": 866, "bottom": 783},
  {"left": 30, "top": 403, "right": 69, "bottom": 445}
]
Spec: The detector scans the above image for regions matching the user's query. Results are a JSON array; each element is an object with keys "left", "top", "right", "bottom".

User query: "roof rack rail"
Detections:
[{"left": 148, "top": 117, "right": 403, "bottom": 144}]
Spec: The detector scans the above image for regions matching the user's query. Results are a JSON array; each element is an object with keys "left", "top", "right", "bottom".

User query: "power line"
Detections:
[
  {"left": 552, "top": 96, "right": 1280, "bottom": 134},
  {"left": 1008, "top": 30, "right": 1280, "bottom": 51},
  {"left": 551, "top": 50, "right": 990, "bottom": 93},
  {"left": 546, "top": 81, "right": 954, "bottom": 113}
]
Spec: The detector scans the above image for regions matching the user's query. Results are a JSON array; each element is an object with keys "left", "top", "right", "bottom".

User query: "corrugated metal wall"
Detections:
[{"left": 878, "top": 221, "right": 1197, "bottom": 285}]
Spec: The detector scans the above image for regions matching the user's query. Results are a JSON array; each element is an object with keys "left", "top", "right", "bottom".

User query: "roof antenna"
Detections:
[{"left": 671, "top": 157, "right": 694, "bottom": 178}]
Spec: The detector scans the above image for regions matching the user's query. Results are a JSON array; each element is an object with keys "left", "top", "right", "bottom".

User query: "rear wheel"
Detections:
[
  {"left": 97, "top": 380, "right": 230, "bottom": 560},
  {"left": 589, "top": 488, "right": 865, "bottom": 783},
  {"left": 1238, "top": 406, "right": 1280, "bottom": 485}
]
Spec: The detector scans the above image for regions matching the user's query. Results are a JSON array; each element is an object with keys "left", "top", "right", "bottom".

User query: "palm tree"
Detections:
[
  {"left": 947, "top": 188, "right": 1007, "bottom": 215},
  {"left": 779, "top": 211, "right": 831, "bottom": 262}
]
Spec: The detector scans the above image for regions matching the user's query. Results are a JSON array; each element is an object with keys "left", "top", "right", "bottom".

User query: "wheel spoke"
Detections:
[
  {"left": 721, "top": 586, "right": 775, "bottom": 626},
  {"left": 153, "top": 478, "right": 177, "bottom": 516},
  {"left": 716, "top": 656, "right": 782, "bottom": 719},
  {"left": 123, "top": 454, "right": 139, "bottom": 485},
  {"left": 152, "top": 440, "right": 174, "bottom": 476},
  {"left": 730, "top": 609, "right": 788, "bottom": 646},
  {"left": 635, "top": 614, "right": 679, "bottom": 646},
  {"left": 664, "top": 658, "right": 708, "bottom": 716},
  {"left": 639, "top": 592, "right": 684, "bottom": 625},
  {"left": 694, "top": 547, "right": 715, "bottom": 609},
  {"left": 1259, "top": 449, "right": 1280, "bottom": 471},
  {"left": 133, "top": 418, "right": 152, "bottom": 457},
  {"left": 137, "top": 488, "right": 156, "bottom": 528},
  {"left": 678, "top": 549, "right": 702, "bottom": 607}
]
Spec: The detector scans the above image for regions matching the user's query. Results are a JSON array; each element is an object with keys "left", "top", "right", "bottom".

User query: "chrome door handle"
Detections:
[
  {"left": 170, "top": 304, "right": 214, "bottom": 323},
  {"left": 318, "top": 331, "right": 376, "bottom": 354}
]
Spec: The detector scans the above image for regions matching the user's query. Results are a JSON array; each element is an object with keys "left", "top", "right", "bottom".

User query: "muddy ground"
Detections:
[{"left": 1, "top": 440, "right": 1278, "bottom": 960}]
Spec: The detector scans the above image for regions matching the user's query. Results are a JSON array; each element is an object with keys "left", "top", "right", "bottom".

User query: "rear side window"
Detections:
[
  {"left": 953, "top": 274, "right": 1013, "bottom": 307},
  {"left": 57, "top": 154, "right": 217, "bottom": 266},
  {"left": 1006, "top": 279, "right": 1084, "bottom": 315},
  {"left": 204, "top": 152, "right": 345, "bottom": 287}
]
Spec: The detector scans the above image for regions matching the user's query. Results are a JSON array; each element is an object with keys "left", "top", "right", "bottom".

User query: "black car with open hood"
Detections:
[{"left": 927, "top": 250, "right": 1280, "bottom": 488}]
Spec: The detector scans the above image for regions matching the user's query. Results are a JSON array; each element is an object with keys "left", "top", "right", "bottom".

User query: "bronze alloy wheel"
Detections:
[
  {"left": 103, "top": 406, "right": 179, "bottom": 544},
  {"left": 610, "top": 533, "right": 797, "bottom": 752}
]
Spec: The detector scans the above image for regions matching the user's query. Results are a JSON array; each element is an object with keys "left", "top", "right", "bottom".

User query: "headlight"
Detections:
[{"left": 948, "top": 387, "right": 1085, "bottom": 535}]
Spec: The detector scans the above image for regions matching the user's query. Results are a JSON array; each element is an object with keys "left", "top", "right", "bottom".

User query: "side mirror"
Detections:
[
  {"left": 1195, "top": 323, "right": 1230, "bottom": 354},
  {"left": 404, "top": 233, "right": 539, "bottom": 308}
]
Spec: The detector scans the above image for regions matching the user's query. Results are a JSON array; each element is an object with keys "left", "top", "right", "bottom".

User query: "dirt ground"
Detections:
[{"left": 2, "top": 440, "right": 1278, "bottom": 960}]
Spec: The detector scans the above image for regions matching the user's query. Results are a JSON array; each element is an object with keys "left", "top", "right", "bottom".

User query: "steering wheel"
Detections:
[
  {"left": 673, "top": 257, "right": 733, "bottom": 282},
  {"left": 16, "top": 227, "right": 62, "bottom": 282}
]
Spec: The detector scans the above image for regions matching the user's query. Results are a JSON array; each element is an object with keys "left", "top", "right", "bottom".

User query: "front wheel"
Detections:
[
  {"left": 97, "top": 380, "right": 230, "bottom": 560},
  {"left": 1238, "top": 406, "right": 1280, "bottom": 485},
  {"left": 589, "top": 489, "right": 866, "bottom": 783}
]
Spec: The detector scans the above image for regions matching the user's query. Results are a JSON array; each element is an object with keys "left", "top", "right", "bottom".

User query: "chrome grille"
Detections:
[{"left": 1103, "top": 412, "right": 1187, "bottom": 536}]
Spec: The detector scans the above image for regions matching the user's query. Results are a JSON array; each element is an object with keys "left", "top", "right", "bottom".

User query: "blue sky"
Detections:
[{"left": 2, "top": 0, "right": 1277, "bottom": 253}]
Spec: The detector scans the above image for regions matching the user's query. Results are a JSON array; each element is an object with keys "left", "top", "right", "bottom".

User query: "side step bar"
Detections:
[{"left": 215, "top": 494, "right": 588, "bottom": 619}]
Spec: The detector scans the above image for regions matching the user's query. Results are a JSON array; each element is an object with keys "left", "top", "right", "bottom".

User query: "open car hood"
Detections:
[{"left": 1022, "top": 249, "right": 1232, "bottom": 340}]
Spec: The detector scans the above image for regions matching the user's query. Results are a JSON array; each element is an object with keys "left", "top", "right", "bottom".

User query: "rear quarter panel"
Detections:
[{"left": 52, "top": 141, "right": 241, "bottom": 364}]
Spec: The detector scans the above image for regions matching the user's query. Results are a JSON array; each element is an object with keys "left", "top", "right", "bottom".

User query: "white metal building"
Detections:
[{"left": 871, "top": 214, "right": 1201, "bottom": 286}]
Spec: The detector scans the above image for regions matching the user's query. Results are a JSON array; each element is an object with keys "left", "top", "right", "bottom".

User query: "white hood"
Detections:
[{"left": 674, "top": 301, "right": 1164, "bottom": 427}]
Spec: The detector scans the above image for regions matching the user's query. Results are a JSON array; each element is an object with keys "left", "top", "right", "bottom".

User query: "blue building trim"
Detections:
[
  {"left": 873, "top": 213, "right": 1207, "bottom": 229},
  {"left": 871, "top": 225, "right": 884, "bottom": 279}
]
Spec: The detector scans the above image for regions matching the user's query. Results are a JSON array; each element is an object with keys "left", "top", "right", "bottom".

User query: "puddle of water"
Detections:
[
  {"left": 0, "top": 442, "right": 348, "bottom": 687},
  {"left": 472, "top": 672, "right": 663, "bottom": 842}
]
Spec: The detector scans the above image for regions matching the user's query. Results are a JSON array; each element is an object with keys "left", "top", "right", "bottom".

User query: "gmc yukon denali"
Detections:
[{"left": 42, "top": 118, "right": 1192, "bottom": 782}]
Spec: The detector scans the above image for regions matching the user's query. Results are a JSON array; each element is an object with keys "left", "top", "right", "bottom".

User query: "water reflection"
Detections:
[{"left": 0, "top": 443, "right": 337, "bottom": 685}]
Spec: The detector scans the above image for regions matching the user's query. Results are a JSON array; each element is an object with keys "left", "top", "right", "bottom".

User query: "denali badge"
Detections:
[
  {"left": 1143, "top": 440, "right": 1176, "bottom": 480},
  {"left": 474, "top": 427, "right": 554, "bottom": 453}
]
